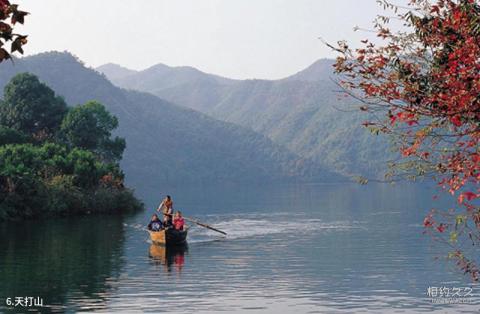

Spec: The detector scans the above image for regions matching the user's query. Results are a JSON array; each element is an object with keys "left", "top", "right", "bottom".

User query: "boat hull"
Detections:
[{"left": 149, "top": 228, "right": 188, "bottom": 246}]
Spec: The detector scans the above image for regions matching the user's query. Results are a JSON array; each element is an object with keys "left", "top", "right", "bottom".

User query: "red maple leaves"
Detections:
[
  {"left": 332, "top": 0, "right": 480, "bottom": 280},
  {"left": 0, "top": 1, "right": 28, "bottom": 62}
]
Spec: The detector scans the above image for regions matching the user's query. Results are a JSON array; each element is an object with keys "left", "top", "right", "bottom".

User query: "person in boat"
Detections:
[
  {"left": 157, "top": 195, "right": 173, "bottom": 216},
  {"left": 173, "top": 211, "right": 185, "bottom": 231},
  {"left": 147, "top": 214, "right": 163, "bottom": 232}
]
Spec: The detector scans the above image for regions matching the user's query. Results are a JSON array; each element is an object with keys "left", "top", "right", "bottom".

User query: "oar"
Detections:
[
  {"left": 184, "top": 216, "right": 227, "bottom": 236},
  {"left": 164, "top": 213, "right": 227, "bottom": 236}
]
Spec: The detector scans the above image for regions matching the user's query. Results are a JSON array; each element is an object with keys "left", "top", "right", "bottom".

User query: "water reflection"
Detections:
[
  {"left": 0, "top": 215, "right": 128, "bottom": 313},
  {"left": 148, "top": 244, "right": 187, "bottom": 273},
  {"left": 2, "top": 183, "right": 479, "bottom": 313}
]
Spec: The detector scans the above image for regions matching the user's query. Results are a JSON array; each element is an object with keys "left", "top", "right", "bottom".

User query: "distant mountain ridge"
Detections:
[
  {"left": 98, "top": 62, "right": 236, "bottom": 86},
  {"left": 97, "top": 63, "right": 137, "bottom": 81},
  {"left": 98, "top": 58, "right": 392, "bottom": 178},
  {"left": 0, "top": 52, "right": 339, "bottom": 194},
  {"left": 98, "top": 62, "right": 237, "bottom": 91},
  {"left": 283, "top": 59, "right": 336, "bottom": 82}
]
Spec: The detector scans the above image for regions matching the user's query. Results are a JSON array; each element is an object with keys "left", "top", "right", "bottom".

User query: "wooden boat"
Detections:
[{"left": 148, "top": 227, "right": 188, "bottom": 246}]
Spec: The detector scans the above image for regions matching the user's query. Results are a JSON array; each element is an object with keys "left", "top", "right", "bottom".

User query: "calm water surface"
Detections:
[{"left": 1, "top": 183, "right": 479, "bottom": 313}]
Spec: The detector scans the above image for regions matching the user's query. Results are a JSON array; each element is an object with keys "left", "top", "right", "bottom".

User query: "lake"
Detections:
[{"left": 1, "top": 182, "right": 479, "bottom": 313}]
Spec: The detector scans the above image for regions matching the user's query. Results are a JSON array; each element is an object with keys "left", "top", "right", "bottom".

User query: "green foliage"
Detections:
[
  {"left": 0, "top": 125, "right": 29, "bottom": 145},
  {"left": 0, "top": 73, "right": 142, "bottom": 221},
  {"left": 0, "top": 73, "right": 68, "bottom": 137},
  {"left": 0, "top": 143, "right": 139, "bottom": 220},
  {"left": 60, "top": 101, "right": 125, "bottom": 161}
]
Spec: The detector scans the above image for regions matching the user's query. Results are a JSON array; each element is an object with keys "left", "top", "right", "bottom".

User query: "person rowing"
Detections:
[{"left": 157, "top": 195, "right": 173, "bottom": 216}]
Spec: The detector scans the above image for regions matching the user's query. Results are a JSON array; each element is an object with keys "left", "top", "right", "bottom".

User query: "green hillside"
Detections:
[
  {"left": 99, "top": 59, "right": 393, "bottom": 178},
  {"left": 0, "top": 52, "right": 338, "bottom": 194}
]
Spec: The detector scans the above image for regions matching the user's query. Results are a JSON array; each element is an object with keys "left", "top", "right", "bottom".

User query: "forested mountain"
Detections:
[
  {"left": 99, "top": 60, "right": 393, "bottom": 178},
  {"left": 98, "top": 62, "right": 237, "bottom": 113},
  {"left": 0, "top": 52, "right": 337, "bottom": 193}
]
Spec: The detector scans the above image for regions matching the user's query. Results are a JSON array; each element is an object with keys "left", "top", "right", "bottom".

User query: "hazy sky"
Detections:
[{"left": 17, "top": 0, "right": 401, "bottom": 79}]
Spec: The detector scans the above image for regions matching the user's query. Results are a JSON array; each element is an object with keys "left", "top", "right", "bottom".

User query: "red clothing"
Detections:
[{"left": 173, "top": 217, "right": 185, "bottom": 230}]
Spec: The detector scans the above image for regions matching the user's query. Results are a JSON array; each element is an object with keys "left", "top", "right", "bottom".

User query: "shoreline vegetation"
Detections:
[{"left": 0, "top": 73, "right": 143, "bottom": 221}]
